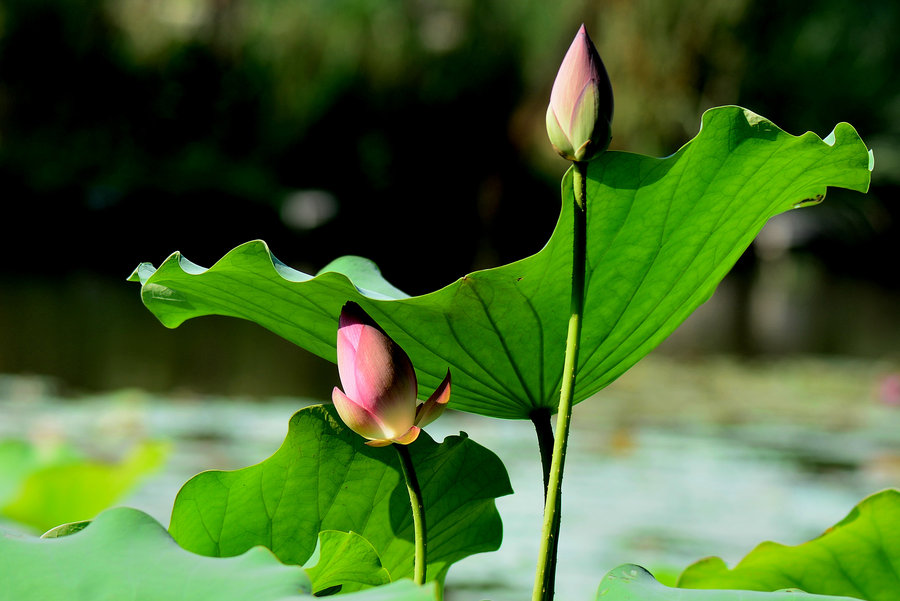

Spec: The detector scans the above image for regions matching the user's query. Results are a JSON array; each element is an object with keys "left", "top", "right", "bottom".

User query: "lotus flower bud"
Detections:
[
  {"left": 332, "top": 301, "right": 451, "bottom": 447},
  {"left": 546, "top": 24, "right": 614, "bottom": 162}
]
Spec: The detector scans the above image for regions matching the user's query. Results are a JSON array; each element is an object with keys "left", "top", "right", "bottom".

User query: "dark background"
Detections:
[{"left": 1, "top": 0, "right": 897, "bottom": 399}]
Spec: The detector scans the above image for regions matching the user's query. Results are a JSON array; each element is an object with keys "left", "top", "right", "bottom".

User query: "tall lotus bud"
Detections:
[
  {"left": 332, "top": 301, "right": 451, "bottom": 447},
  {"left": 546, "top": 24, "right": 614, "bottom": 162}
]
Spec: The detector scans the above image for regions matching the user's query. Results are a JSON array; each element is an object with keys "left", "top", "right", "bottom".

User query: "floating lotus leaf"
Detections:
[
  {"left": 0, "top": 506, "right": 438, "bottom": 601},
  {"left": 678, "top": 489, "right": 900, "bottom": 601}
]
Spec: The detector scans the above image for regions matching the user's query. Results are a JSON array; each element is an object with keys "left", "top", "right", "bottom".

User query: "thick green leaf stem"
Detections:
[
  {"left": 529, "top": 407, "right": 559, "bottom": 600},
  {"left": 129, "top": 107, "right": 872, "bottom": 421},
  {"left": 395, "top": 444, "right": 427, "bottom": 585},
  {"left": 533, "top": 161, "right": 588, "bottom": 601}
]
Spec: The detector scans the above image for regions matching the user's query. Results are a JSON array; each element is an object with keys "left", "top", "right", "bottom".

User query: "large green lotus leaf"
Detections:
[
  {"left": 0, "top": 439, "right": 167, "bottom": 532},
  {"left": 168, "top": 404, "right": 511, "bottom": 585},
  {"left": 597, "top": 564, "right": 858, "bottom": 600},
  {"left": 129, "top": 107, "right": 872, "bottom": 419},
  {"left": 0, "top": 506, "right": 438, "bottom": 601},
  {"left": 678, "top": 489, "right": 900, "bottom": 600}
]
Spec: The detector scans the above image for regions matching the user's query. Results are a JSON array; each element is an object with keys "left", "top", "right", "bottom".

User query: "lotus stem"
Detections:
[
  {"left": 395, "top": 443, "right": 427, "bottom": 585},
  {"left": 532, "top": 162, "right": 588, "bottom": 601},
  {"left": 530, "top": 407, "right": 559, "bottom": 600}
]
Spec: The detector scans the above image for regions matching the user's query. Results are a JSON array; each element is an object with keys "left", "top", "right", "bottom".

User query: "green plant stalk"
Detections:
[
  {"left": 530, "top": 407, "right": 559, "bottom": 601},
  {"left": 532, "top": 162, "right": 588, "bottom": 601},
  {"left": 395, "top": 443, "right": 427, "bottom": 585}
]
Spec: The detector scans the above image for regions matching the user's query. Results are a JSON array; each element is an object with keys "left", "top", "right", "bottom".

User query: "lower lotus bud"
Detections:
[{"left": 332, "top": 301, "right": 451, "bottom": 446}]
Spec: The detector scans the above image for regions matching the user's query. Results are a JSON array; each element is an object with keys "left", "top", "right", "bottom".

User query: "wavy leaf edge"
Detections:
[
  {"left": 128, "top": 106, "right": 872, "bottom": 420},
  {"left": 128, "top": 107, "right": 872, "bottom": 302},
  {"left": 677, "top": 488, "right": 900, "bottom": 599}
]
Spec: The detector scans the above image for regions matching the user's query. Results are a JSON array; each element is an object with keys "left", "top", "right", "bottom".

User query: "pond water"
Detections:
[{"left": 2, "top": 355, "right": 898, "bottom": 600}]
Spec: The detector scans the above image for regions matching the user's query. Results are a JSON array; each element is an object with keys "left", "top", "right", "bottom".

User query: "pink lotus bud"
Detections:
[
  {"left": 546, "top": 24, "right": 614, "bottom": 162},
  {"left": 332, "top": 302, "right": 451, "bottom": 446}
]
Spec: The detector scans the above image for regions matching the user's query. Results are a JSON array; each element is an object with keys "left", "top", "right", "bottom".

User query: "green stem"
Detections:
[
  {"left": 395, "top": 443, "right": 427, "bottom": 585},
  {"left": 531, "top": 162, "right": 588, "bottom": 601},
  {"left": 530, "top": 407, "right": 559, "bottom": 601}
]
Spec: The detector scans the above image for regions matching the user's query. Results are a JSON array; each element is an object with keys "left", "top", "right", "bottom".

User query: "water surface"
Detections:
[{"left": 2, "top": 356, "right": 897, "bottom": 600}]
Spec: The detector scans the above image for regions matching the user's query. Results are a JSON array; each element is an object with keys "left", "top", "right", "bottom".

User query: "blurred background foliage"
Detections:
[{"left": 0, "top": 0, "right": 897, "bottom": 397}]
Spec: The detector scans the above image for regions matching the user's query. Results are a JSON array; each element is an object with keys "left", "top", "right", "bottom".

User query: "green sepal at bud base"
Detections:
[{"left": 546, "top": 24, "right": 614, "bottom": 162}]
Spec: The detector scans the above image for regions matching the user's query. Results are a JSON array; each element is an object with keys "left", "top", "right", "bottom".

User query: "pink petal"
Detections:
[
  {"left": 331, "top": 386, "right": 389, "bottom": 441},
  {"left": 392, "top": 426, "right": 421, "bottom": 446},
  {"left": 550, "top": 24, "right": 594, "bottom": 132},
  {"left": 335, "top": 302, "right": 418, "bottom": 438},
  {"left": 336, "top": 303, "right": 371, "bottom": 401},
  {"left": 415, "top": 370, "right": 451, "bottom": 428}
]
